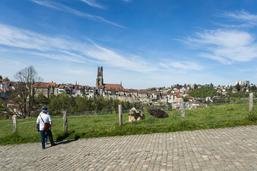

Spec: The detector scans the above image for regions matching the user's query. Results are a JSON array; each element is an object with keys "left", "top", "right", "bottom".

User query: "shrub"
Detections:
[
  {"left": 148, "top": 108, "right": 168, "bottom": 118},
  {"left": 247, "top": 112, "right": 257, "bottom": 121}
]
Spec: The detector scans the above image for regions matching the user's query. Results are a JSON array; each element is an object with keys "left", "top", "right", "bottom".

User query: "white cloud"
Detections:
[
  {"left": 224, "top": 10, "right": 257, "bottom": 22},
  {"left": 193, "top": 30, "right": 254, "bottom": 47},
  {"left": 170, "top": 61, "right": 202, "bottom": 70},
  {"left": 185, "top": 29, "right": 257, "bottom": 64},
  {"left": 184, "top": 10, "right": 257, "bottom": 64},
  {"left": 31, "top": 0, "right": 58, "bottom": 9},
  {"left": 80, "top": 0, "right": 105, "bottom": 9},
  {"left": 122, "top": 0, "right": 132, "bottom": 2},
  {"left": 31, "top": 0, "right": 124, "bottom": 28},
  {"left": 159, "top": 61, "right": 202, "bottom": 71},
  {"left": 0, "top": 23, "right": 149, "bottom": 72},
  {"left": 85, "top": 42, "right": 153, "bottom": 72},
  {"left": 219, "top": 10, "right": 257, "bottom": 28}
]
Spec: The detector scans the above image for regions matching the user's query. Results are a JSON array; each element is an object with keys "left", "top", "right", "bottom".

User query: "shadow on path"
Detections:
[
  {"left": 55, "top": 139, "right": 77, "bottom": 145},
  {"left": 44, "top": 139, "right": 78, "bottom": 149}
]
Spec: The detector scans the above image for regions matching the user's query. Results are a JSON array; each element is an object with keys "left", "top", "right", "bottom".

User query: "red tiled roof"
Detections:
[
  {"left": 33, "top": 82, "right": 56, "bottom": 88},
  {"left": 104, "top": 84, "right": 124, "bottom": 92}
]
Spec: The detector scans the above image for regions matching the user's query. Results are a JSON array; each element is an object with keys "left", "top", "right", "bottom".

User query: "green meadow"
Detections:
[{"left": 1, "top": 102, "right": 257, "bottom": 145}]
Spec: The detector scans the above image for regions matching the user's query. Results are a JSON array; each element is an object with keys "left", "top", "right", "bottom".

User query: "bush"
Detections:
[
  {"left": 148, "top": 108, "right": 168, "bottom": 118},
  {"left": 47, "top": 95, "right": 143, "bottom": 115},
  {"left": 189, "top": 85, "right": 216, "bottom": 98},
  {"left": 247, "top": 112, "right": 257, "bottom": 121}
]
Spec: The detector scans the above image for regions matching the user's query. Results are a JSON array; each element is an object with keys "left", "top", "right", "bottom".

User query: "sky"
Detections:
[{"left": 1, "top": 0, "right": 257, "bottom": 88}]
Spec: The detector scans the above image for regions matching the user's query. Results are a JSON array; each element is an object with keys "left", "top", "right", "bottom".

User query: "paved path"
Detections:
[{"left": 1, "top": 126, "right": 257, "bottom": 171}]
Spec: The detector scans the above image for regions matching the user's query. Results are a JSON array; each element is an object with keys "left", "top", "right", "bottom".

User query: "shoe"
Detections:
[{"left": 51, "top": 143, "right": 56, "bottom": 146}]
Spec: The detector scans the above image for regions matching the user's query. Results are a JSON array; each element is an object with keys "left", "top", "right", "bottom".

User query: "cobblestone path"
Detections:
[{"left": 1, "top": 125, "right": 257, "bottom": 171}]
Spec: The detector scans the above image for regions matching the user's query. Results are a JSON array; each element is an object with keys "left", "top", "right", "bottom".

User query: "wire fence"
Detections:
[{"left": 68, "top": 109, "right": 131, "bottom": 116}]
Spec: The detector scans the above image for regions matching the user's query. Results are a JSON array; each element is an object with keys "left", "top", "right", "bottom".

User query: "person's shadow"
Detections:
[
  {"left": 47, "top": 131, "right": 80, "bottom": 148},
  {"left": 44, "top": 139, "right": 78, "bottom": 149},
  {"left": 55, "top": 139, "right": 77, "bottom": 145}
]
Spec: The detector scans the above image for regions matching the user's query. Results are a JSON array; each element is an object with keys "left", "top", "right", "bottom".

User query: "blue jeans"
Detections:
[{"left": 40, "top": 130, "right": 54, "bottom": 149}]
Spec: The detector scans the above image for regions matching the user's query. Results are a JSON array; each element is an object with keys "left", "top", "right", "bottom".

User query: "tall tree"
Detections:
[{"left": 14, "top": 66, "right": 41, "bottom": 117}]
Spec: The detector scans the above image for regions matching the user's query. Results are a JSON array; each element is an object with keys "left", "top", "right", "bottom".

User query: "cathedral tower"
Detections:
[{"left": 96, "top": 66, "right": 104, "bottom": 88}]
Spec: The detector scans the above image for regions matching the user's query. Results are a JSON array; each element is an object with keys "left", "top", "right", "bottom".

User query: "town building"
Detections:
[
  {"left": 0, "top": 76, "right": 14, "bottom": 99},
  {"left": 32, "top": 82, "right": 57, "bottom": 98},
  {"left": 235, "top": 80, "right": 250, "bottom": 87}
]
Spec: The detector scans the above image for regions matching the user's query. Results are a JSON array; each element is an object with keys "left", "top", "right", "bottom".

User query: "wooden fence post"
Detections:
[
  {"left": 249, "top": 92, "right": 254, "bottom": 112},
  {"left": 118, "top": 104, "right": 123, "bottom": 126},
  {"left": 12, "top": 114, "right": 17, "bottom": 133},
  {"left": 62, "top": 110, "right": 68, "bottom": 134},
  {"left": 181, "top": 102, "right": 186, "bottom": 118}
]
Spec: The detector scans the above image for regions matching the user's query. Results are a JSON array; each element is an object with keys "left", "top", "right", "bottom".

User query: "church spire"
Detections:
[{"left": 96, "top": 66, "right": 104, "bottom": 88}]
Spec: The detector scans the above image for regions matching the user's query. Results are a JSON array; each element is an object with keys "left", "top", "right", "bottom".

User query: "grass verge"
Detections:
[{"left": 1, "top": 103, "right": 257, "bottom": 145}]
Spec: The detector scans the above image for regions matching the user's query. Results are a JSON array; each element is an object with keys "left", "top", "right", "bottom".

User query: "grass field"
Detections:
[{"left": 1, "top": 102, "right": 257, "bottom": 145}]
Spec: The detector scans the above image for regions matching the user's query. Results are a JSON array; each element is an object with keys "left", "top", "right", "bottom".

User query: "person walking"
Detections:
[{"left": 36, "top": 106, "right": 55, "bottom": 149}]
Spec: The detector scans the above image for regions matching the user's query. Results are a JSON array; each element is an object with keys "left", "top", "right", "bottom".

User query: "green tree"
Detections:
[
  {"left": 189, "top": 85, "right": 216, "bottom": 98},
  {"left": 49, "top": 94, "right": 72, "bottom": 114},
  {"left": 0, "top": 99, "right": 5, "bottom": 112}
]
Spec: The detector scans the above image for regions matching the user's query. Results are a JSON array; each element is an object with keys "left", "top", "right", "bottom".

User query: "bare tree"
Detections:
[{"left": 14, "top": 66, "right": 41, "bottom": 117}]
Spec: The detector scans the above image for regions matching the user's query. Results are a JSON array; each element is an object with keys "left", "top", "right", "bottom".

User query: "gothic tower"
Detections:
[{"left": 96, "top": 66, "right": 104, "bottom": 88}]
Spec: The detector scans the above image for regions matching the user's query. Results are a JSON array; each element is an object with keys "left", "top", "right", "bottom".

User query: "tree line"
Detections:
[{"left": 35, "top": 94, "right": 143, "bottom": 115}]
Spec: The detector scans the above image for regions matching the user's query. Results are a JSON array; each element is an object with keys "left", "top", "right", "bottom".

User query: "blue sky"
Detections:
[{"left": 1, "top": 0, "right": 257, "bottom": 88}]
